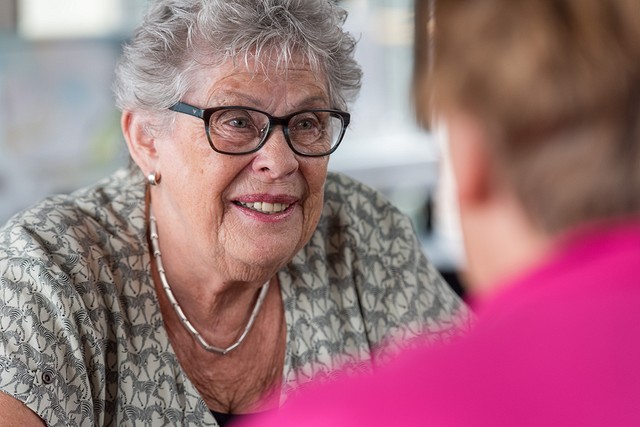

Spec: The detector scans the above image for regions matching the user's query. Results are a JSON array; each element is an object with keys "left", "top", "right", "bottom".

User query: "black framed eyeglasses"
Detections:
[{"left": 169, "top": 101, "right": 351, "bottom": 157}]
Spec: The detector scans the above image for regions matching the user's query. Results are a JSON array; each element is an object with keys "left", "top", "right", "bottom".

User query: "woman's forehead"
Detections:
[{"left": 190, "top": 56, "right": 329, "bottom": 102}]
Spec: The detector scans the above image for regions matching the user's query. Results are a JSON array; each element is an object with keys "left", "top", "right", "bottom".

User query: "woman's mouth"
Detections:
[{"left": 235, "top": 201, "right": 291, "bottom": 214}]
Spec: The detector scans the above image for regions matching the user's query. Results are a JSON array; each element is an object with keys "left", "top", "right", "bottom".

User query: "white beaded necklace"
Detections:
[{"left": 149, "top": 214, "right": 270, "bottom": 355}]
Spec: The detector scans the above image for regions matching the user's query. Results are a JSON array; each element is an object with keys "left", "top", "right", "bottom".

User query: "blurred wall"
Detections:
[{"left": 0, "top": 0, "right": 145, "bottom": 222}]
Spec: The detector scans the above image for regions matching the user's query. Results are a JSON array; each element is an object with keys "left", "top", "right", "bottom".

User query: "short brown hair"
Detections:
[{"left": 414, "top": 0, "right": 640, "bottom": 233}]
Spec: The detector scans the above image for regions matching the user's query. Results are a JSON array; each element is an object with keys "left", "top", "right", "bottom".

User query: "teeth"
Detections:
[{"left": 239, "top": 201, "right": 289, "bottom": 214}]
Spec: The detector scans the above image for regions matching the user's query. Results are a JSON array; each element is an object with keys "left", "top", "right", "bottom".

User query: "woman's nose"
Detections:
[{"left": 252, "top": 126, "right": 299, "bottom": 178}]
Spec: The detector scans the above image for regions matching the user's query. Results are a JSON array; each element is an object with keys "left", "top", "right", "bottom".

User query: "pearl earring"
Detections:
[{"left": 147, "top": 171, "right": 161, "bottom": 186}]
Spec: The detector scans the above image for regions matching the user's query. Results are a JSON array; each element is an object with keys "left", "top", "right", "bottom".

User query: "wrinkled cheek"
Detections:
[
  {"left": 299, "top": 161, "right": 329, "bottom": 247},
  {"left": 300, "top": 192, "right": 325, "bottom": 246}
]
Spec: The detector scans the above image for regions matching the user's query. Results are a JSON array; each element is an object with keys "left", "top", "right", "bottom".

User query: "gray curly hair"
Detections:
[{"left": 113, "top": 0, "right": 362, "bottom": 113}]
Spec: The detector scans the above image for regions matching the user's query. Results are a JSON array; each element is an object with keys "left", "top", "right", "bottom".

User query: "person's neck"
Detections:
[{"left": 461, "top": 194, "right": 553, "bottom": 298}]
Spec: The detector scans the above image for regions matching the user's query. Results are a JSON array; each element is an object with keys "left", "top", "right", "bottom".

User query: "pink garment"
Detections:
[{"left": 246, "top": 219, "right": 640, "bottom": 426}]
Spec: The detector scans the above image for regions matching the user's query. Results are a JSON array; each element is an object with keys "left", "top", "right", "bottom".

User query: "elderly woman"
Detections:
[
  {"left": 0, "top": 0, "right": 469, "bottom": 425},
  {"left": 243, "top": 0, "right": 640, "bottom": 425}
]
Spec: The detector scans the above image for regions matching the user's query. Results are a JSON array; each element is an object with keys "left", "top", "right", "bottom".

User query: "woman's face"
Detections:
[{"left": 150, "top": 56, "right": 331, "bottom": 283}]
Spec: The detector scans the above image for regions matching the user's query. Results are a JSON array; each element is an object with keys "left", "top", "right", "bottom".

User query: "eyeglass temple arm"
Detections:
[{"left": 169, "top": 102, "right": 204, "bottom": 119}]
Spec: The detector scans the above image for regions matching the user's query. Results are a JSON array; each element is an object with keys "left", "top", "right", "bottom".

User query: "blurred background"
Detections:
[{"left": 0, "top": 0, "right": 465, "bottom": 296}]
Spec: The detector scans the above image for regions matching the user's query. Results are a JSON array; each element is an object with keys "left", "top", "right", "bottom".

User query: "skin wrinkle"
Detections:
[
  {"left": 186, "top": 303, "right": 287, "bottom": 412},
  {"left": 154, "top": 260, "right": 287, "bottom": 412}
]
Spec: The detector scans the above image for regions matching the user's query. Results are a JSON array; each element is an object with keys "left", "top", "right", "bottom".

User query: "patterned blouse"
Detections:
[{"left": 0, "top": 168, "right": 471, "bottom": 426}]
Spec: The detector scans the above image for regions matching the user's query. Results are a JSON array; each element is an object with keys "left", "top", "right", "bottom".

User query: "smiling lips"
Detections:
[{"left": 236, "top": 201, "right": 291, "bottom": 214}]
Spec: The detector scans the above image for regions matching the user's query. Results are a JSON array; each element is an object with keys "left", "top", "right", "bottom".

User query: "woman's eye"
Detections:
[
  {"left": 297, "top": 119, "right": 315, "bottom": 130},
  {"left": 292, "top": 114, "right": 321, "bottom": 131},
  {"left": 212, "top": 109, "right": 256, "bottom": 130},
  {"left": 228, "top": 117, "right": 250, "bottom": 129}
]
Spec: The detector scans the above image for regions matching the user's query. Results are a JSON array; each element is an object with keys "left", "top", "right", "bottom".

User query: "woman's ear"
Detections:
[
  {"left": 445, "top": 112, "right": 493, "bottom": 207},
  {"left": 121, "top": 110, "right": 159, "bottom": 174}
]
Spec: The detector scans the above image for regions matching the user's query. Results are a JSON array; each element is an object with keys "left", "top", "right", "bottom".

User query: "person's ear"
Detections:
[
  {"left": 445, "top": 112, "right": 492, "bottom": 206},
  {"left": 121, "top": 110, "right": 159, "bottom": 173}
]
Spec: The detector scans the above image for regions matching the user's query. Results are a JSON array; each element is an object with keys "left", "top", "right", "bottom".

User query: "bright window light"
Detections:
[{"left": 18, "top": 0, "right": 122, "bottom": 39}]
